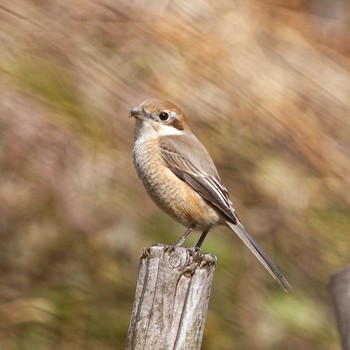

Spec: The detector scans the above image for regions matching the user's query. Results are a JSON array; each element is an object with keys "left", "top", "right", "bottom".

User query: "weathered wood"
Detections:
[
  {"left": 125, "top": 244, "right": 217, "bottom": 350},
  {"left": 330, "top": 266, "right": 350, "bottom": 350}
]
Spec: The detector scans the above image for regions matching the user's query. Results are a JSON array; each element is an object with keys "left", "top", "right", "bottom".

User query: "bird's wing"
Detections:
[
  {"left": 159, "top": 134, "right": 292, "bottom": 291},
  {"left": 159, "top": 134, "right": 236, "bottom": 223}
]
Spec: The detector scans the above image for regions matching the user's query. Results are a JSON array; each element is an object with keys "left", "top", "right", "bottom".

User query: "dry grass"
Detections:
[{"left": 0, "top": 1, "right": 349, "bottom": 349}]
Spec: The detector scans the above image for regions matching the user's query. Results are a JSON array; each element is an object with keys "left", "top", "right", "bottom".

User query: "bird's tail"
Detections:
[{"left": 226, "top": 220, "right": 292, "bottom": 291}]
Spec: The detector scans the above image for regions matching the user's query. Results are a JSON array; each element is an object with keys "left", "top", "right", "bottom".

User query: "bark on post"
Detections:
[
  {"left": 330, "top": 266, "right": 350, "bottom": 350},
  {"left": 125, "top": 244, "right": 217, "bottom": 350}
]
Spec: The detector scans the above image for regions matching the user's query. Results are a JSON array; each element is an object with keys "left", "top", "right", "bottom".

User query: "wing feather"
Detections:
[{"left": 159, "top": 134, "right": 236, "bottom": 222}]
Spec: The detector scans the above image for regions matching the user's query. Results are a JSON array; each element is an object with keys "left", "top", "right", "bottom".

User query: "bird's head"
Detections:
[{"left": 129, "top": 98, "right": 191, "bottom": 139}]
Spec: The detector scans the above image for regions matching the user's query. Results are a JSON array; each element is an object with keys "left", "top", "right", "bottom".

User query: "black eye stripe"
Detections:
[
  {"left": 159, "top": 112, "right": 169, "bottom": 121},
  {"left": 169, "top": 118, "right": 184, "bottom": 130}
]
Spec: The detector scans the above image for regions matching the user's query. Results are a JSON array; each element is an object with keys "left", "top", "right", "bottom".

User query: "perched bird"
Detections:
[{"left": 130, "top": 98, "right": 291, "bottom": 291}]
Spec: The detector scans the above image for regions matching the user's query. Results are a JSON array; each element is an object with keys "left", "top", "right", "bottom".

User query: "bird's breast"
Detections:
[{"left": 133, "top": 137, "right": 221, "bottom": 229}]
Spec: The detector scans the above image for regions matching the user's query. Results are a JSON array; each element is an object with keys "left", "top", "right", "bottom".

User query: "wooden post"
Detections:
[
  {"left": 125, "top": 244, "right": 217, "bottom": 350},
  {"left": 330, "top": 266, "right": 350, "bottom": 350}
]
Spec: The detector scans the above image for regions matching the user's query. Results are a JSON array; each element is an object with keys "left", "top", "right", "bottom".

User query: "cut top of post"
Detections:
[{"left": 126, "top": 244, "right": 217, "bottom": 350}]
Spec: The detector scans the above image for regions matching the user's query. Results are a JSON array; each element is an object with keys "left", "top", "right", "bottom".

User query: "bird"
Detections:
[{"left": 130, "top": 98, "right": 291, "bottom": 291}]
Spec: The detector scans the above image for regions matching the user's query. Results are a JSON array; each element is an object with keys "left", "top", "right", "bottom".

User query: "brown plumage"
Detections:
[{"left": 131, "top": 98, "right": 292, "bottom": 291}]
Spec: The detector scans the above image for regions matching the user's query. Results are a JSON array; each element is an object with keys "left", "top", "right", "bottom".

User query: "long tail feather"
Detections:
[{"left": 226, "top": 220, "right": 292, "bottom": 291}]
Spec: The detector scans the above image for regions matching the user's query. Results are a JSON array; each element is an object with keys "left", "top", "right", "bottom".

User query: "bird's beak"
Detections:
[{"left": 129, "top": 106, "right": 142, "bottom": 119}]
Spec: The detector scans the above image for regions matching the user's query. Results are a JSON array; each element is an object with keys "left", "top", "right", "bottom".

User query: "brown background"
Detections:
[{"left": 1, "top": 1, "right": 349, "bottom": 349}]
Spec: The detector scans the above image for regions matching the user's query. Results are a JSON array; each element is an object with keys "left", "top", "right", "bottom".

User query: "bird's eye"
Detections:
[{"left": 159, "top": 112, "right": 169, "bottom": 121}]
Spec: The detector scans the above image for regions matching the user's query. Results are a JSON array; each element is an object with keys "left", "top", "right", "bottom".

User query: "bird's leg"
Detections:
[
  {"left": 175, "top": 223, "right": 197, "bottom": 247},
  {"left": 195, "top": 227, "right": 211, "bottom": 248}
]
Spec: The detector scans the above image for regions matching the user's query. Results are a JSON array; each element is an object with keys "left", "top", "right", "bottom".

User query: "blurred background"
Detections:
[{"left": 1, "top": 0, "right": 349, "bottom": 349}]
